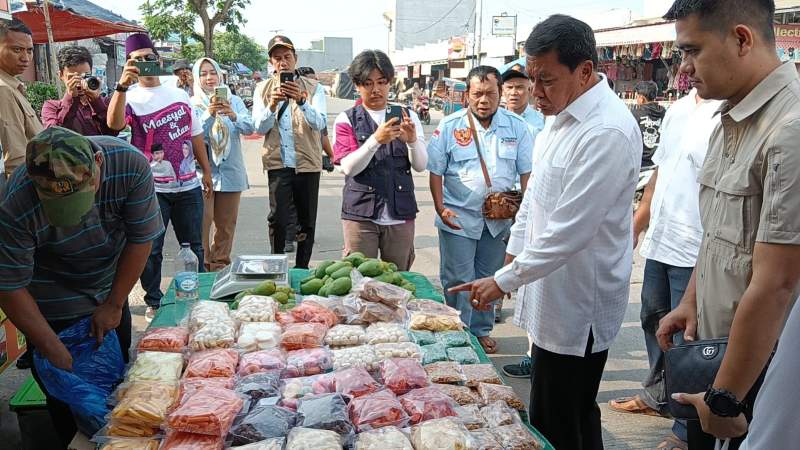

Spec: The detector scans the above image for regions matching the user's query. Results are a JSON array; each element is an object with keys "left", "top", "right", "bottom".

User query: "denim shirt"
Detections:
[
  {"left": 196, "top": 95, "right": 255, "bottom": 192},
  {"left": 427, "top": 108, "right": 534, "bottom": 240}
]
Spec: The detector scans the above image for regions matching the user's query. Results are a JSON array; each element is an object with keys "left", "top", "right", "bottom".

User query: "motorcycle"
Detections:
[
  {"left": 414, "top": 95, "right": 431, "bottom": 125},
  {"left": 634, "top": 165, "right": 656, "bottom": 210}
]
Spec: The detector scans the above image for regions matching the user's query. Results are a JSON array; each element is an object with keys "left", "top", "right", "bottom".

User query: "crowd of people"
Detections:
[{"left": 0, "top": 0, "right": 798, "bottom": 449}]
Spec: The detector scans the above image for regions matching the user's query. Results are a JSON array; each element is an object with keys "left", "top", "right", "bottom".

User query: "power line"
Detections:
[{"left": 412, "top": 0, "right": 468, "bottom": 33}]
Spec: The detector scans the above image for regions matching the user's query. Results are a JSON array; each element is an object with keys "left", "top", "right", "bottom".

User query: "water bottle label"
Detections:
[{"left": 175, "top": 272, "right": 198, "bottom": 299}]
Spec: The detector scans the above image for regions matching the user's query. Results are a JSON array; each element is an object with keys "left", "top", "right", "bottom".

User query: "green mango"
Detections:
[
  {"left": 315, "top": 260, "right": 336, "bottom": 278},
  {"left": 325, "top": 261, "right": 351, "bottom": 276},
  {"left": 375, "top": 272, "right": 394, "bottom": 283},
  {"left": 330, "top": 277, "right": 352, "bottom": 296},
  {"left": 300, "top": 274, "right": 317, "bottom": 285},
  {"left": 252, "top": 280, "right": 276, "bottom": 296},
  {"left": 357, "top": 260, "right": 383, "bottom": 277},
  {"left": 276, "top": 286, "right": 294, "bottom": 294},
  {"left": 331, "top": 266, "right": 353, "bottom": 279},
  {"left": 388, "top": 262, "right": 398, "bottom": 272},
  {"left": 300, "top": 278, "right": 324, "bottom": 295},
  {"left": 401, "top": 281, "right": 416, "bottom": 294},
  {"left": 344, "top": 251, "right": 367, "bottom": 267},
  {"left": 391, "top": 272, "right": 405, "bottom": 285},
  {"left": 317, "top": 285, "right": 330, "bottom": 297},
  {"left": 272, "top": 292, "right": 289, "bottom": 304}
]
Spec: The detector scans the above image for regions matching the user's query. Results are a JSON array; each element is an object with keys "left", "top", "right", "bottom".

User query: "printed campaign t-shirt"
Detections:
[{"left": 125, "top": 84, "right": 203, "bottom": 193}]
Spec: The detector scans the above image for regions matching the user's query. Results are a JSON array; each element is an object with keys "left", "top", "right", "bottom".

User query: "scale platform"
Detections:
[{"left": 210, "top": 255, "right": 289, "bottom": 299}]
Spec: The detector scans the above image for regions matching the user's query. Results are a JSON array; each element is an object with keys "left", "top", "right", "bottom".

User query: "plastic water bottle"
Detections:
[{"left": 174, "top": 243, "right": 199, "bottom": 305}]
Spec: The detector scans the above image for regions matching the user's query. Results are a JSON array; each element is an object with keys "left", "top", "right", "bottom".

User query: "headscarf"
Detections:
[{"left": 191, "top": 57, "right": 230, "bottom": 165}]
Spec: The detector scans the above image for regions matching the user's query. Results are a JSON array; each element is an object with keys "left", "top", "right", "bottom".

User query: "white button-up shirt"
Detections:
[
  {"left": 494, "top": 75, "right": 642, "bottom": 357},
  {"left": 639, "top": 90, "right": 722, "bottom": 268}
]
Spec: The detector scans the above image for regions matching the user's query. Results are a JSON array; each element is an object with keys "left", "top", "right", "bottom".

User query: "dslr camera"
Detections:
[{"left": 81, "top": 73, "right": 101, "bottom": 91}]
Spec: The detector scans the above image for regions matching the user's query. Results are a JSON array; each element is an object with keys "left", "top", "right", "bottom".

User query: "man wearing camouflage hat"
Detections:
[{"left": 0, "top": 127, "right": 163, "bottom": 445}]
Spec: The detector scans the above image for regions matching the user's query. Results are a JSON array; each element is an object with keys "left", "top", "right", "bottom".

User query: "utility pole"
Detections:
[{"left": 476, "top": 0, "right": 483, "bottom": 66}]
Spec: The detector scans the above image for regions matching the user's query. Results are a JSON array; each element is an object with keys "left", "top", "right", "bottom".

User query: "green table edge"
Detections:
[{"left": 9, "top": 376, "right": 47, "bottom": 412}]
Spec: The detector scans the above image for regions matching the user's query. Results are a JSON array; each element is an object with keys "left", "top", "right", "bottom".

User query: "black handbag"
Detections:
[{"left": 664, "top": 338, "right": 728, "bottom": 419}]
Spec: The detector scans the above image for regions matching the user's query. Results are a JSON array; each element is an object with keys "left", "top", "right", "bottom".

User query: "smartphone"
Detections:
[
  {"left": 385, "top": 105, "right": 403, "bottom": 124},
  {"left": 133, "top": 61, "right": 166, "bottom": 77},
  {"left": 280, "top": 72, "right": 294, "bottom": 84},
  {"left": 213, "top": 86, "right": 230, "bottom": 102}
]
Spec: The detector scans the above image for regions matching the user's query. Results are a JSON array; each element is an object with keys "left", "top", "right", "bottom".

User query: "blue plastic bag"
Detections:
[{"left": 33, "top": 317, "right": 125, "bottom": 435}]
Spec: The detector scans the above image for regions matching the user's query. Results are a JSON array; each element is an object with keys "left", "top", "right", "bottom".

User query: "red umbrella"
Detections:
[{"left": 13, "top": 0, "right": 144, "bottom": 44}]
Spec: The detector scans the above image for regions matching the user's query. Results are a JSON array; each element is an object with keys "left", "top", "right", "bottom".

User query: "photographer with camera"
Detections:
[{"left": 42, "top": 46, "right": 116, "bottom": 136}]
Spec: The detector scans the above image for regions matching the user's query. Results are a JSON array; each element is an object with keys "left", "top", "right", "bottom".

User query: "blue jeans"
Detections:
[
  {"left": 141, "top": 188, "right": 205, "bottom": 308},
  {"left": 438, "top": 226, "right": 506, "bottom": 337},
  {"left": 641, "top": 258, "right": 692, "bottom": 441}
]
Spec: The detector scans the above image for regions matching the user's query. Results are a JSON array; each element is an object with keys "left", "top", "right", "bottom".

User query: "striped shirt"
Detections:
[{"left": 0, "top": 136, "right": 164, "bottom": 320}]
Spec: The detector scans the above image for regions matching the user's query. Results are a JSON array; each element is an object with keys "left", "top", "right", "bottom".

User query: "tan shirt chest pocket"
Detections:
[{"left": 699, "top": 166, "right": 762, "bottom": 252}]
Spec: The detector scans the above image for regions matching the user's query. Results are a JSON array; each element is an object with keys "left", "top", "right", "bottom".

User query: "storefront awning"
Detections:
[
  {"left": 595, "top": 22, "right": 676, "bottom": 47},
  {"left": 12, "top": 0, "right": 144, "bottom": 44}
]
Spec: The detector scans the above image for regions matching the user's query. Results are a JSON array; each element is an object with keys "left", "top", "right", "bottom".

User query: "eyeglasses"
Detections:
[{"left": 132, "top": 53, "right": 159, "bottom": 62}]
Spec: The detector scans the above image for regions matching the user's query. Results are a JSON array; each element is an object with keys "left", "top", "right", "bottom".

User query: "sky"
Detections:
[{"left": 93, "top": 0, "right": 646, "bottom": 53}]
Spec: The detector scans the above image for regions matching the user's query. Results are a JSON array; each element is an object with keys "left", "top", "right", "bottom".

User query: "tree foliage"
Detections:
[
  {"left": 141, "top": 0, "right": 251, "bottom": 57},
  {"left": 180, "top": 32, "right": 267, "bottom": 72}
]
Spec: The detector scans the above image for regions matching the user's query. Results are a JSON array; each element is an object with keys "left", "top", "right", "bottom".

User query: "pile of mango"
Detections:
[
  {"left": 232, "top": 280, "right": 296, "bottom": 309},
  {"left": 299, "top": 252, "right": 417, "bottom": 297}
]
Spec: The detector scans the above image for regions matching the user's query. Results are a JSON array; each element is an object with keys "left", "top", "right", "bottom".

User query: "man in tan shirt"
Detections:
[
  {"left": 657, "top": 1, "right": 800, "bottom": 448},
  {"left": 0, "top": 19, "right": 43, "bottom": 178}
]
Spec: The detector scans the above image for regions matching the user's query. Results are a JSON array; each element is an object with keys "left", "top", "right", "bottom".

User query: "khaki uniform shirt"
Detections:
[
  {"left": 696, "top": 63, "right": 800, "bottom": 339},
  {"left": 0, "top": 69, "right": 43, "bottom": 176}
]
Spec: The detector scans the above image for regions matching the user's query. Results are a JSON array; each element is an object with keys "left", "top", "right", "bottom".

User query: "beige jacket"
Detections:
[{"left": 0, "top": 70, "right": 43, "bottom": 175}]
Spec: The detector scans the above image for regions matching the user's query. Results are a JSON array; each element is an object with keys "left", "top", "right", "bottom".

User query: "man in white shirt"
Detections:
[
  {"left": 452, "top": 15, "right": 641, "bottom": 449},
  {"left": 608, "top": 90, "right": 721, "bottom": 449}
]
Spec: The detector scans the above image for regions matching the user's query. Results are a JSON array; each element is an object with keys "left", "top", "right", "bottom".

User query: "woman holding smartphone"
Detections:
[
  {"left": 332, "top": 50, "right": 427, "bottom": 271},
  {"left": 191, "top": 57, "right": 254, "bottom": 272}
]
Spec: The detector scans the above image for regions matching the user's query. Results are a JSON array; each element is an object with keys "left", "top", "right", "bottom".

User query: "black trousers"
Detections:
[
  {"left": 267, "top": 168, "right": 320, "bottom": 268},
  {"left": 530, "top": 331, "right": 609, "bottom": 450},
  {"left": 29, "top": 302, "right": 132, "bottom": 448}
]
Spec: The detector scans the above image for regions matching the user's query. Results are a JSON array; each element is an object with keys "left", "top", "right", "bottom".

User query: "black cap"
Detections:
[
  {"left": 172, "top": 59, "right": 191, "bottom": 72},
  {"left": 268, "top": 35, "right": 295, "bottom": 55},
  {"left": 502, "top": 69, "right": 529, "bottom": 83}
]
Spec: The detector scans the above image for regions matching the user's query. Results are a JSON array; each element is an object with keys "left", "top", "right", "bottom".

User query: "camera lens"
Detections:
[{"left": 85, "top": 76, "right": 100, "bottom": 90}]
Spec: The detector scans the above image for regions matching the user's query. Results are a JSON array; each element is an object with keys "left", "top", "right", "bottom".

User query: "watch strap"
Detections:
[
  {"left": 114, "top": 83, "right": 128, "bottom": 93},
  {"left": 704, "top": 387, "right": 744, "bottom": 417}
]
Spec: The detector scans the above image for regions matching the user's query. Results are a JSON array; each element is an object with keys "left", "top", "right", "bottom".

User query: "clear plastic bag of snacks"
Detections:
[
  {"left": 406, "top": 299, "right": 460, "bottom": 316},
  {"left": 456, "top": 404, "right": 484, "bottom": 430},
  {"left": 237, "top": 349, "right": 287, "bottom": 377},
  {"left": 380, "top": 358, "right": 429, "bottom": 395},
  {"left": 228, "top": 401, "right": 298, "bottom": 445},
  {"left": 324, "top": 324, "right": 367, "bottom": 347},
  {"left": 334, "top": 367, "right": 381, "bottom": 398},
  {"left": 365, "top": 322, "right": 409, "bottom": 345},
  {"left": 480, "top": 400, "right": 521, "bottom": 427},
  {"left": 476, "top": 383, "right": 526, "bottom": 411},
  {"left": 310, "top": 296, "right": 363, "bottom": 325},
  {"left": 185, "top": 348, "right": 239, "bottom": 378},
  {"left": 281, "top": 323, "right": 327, "bottom": 350},
  {"left": 373, "top": 342, "right": 421, "bottom": 361},
  {"left": 190, "top": 322, "right": 236, "bottom": 351},
  {"left": 489, "top": 424, "right": 544, "bottom": 450},
  {"left": 109, "top": 381, "right": 179, "bottom": 429},
  {"left": 105, "top": 421, "right": 160, "bottom": 438},
  {"left": 470, "top": 429, "right": 503, "bottom": 450},
  {"left": 332, "top": 344, "right": 379, "bottom": 371},
  {"left": 297, "top": 393, "right": 354, "bottom": 435},
  {"left": 127, "top": 351, "right": 184, "bottom": 383},
  {"left": 408, "top": 313, "right": 462, "bottom": 332},
  {"left": 279, "top": 373, "right": 336, "bottom": 410},
  {"left": 234, "top": 372, "right": 282, "bottom": 404},
  {"left": 136, "top": 327, "right": 188, "bottom": 353},
  {"left": 236, "top": 322, "right": 282, "bottom": 353},
  {"left": 447, "top": 346, "right": 480, "bottom": 365},
  {"left": 354, "top": 426, "right": 414, "bottom": 450},
  {"left": 160, "top": 431, "right": 224, "bottom": 450},
  {"left": 291, "top": 300, "right": 339, "bottom": 329},
  {"left": 283, "top": 348, "right": 333, "bottom": 378},
  {"left": 276, "top": 311, "right": 296, "bottom": 327},
  {"left": 228, "top": 438, "right": 284, "bottom": 450},
  {"left": 167, "top": 386, "right": 244, "bottom": 436},
  {"left": 349, "top": 295, "right": 404, "bottom": 324},
  {"left": 399, "top": 386, "right": 459, "bottom": 425},
  {"left": 408, "top": 329, "right": 436, "bottom": 346},
  {"left": 284, "top": 427, "right": 342, "bottom": 450},
  {"left": 348, "top": 390, "right": 410, "bottom": 432},
  {"left": 461, "top": 364, "right": 502, "bottom": 388},
  {"left": 98, "top": 438, "right": 161, "bottom": 450},
  {"left": 232, "top": 296, "right": 278, "bottom": 323},
  {"left": 432, "top": 383, "right": 483, "bottom": 406},
  {"left": 424, "top": 361, "right": 465, "bottom": 384},
  {"left": 436, "top": 330, "right": 470, "bottom": 348},
  {"left": 410, "top": 417, "right": 473, "bottom": 450},
  {"left": 177, "top": 377, "right": 234, "bottom": 405},
  {"left": 188, "top": 301, "right": 232, "bottom": 332},
  {"left": 353, "top": 278, "right": 411, "bottom": 309},
  {"left": 420, "top": 342, "right": 448, "bottom": 365}
]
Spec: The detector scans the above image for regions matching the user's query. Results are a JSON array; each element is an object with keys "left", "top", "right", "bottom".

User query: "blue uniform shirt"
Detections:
[
  {"left": 427, "top": 108, "right": 534, "bottom": 240},
  {"left": 521, "top": 105, "right": 545, "bottom": 137}
]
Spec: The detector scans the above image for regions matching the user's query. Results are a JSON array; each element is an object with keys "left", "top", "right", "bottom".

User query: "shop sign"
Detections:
[
  {"left": 774, "top": 24, "right": 800, "bottom": 63},
  {"left": 492, "top": 15, "right": 516, "bottom": 37},
  {"left": 449, "top": 36, "right": 467, "bottom": 60},
  {"left": 421, "top": 63, "right": 431, "bottom": 76}
]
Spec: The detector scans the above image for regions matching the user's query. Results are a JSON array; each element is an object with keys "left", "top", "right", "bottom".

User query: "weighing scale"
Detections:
[{"left": 210, "top": 255, "right": 289, "bottom": 299}]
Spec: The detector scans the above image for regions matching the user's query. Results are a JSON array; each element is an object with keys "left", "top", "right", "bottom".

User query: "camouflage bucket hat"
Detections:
[{"left": 26, "top": 127, "right": 97, "bottom": 227}]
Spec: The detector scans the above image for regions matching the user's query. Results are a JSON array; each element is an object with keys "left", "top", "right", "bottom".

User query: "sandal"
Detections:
[
  {"left": 656, "top": 434, "right": 688, "bottom": 450},
  {"left": 608, "top": 395, "right": 661, "bottom": 416},
  {"left": 477, "top": 336, "right": 497, "bottom": 354}
]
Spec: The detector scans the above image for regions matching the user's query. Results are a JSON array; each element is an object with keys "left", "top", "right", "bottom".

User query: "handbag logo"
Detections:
[{"left": 701, "top": 345, "right": 717, "bottom": 359}]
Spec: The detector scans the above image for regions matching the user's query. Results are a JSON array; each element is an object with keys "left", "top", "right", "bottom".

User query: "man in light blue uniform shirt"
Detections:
[{"left": 428, "top": 65, "right": 533, "bottom": 354}]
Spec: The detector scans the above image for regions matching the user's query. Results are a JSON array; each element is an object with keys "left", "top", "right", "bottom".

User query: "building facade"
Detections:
[{"left": 295, "top": 37, "right": 353, "bottom": 72}]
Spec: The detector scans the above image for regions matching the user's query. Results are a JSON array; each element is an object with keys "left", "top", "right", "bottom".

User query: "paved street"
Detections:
[{"left": 0, "top": 96, "right": 672, "bottom": 449}]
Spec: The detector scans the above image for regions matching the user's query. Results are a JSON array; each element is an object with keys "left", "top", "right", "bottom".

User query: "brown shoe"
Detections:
[
  {"left": 477, "top": 336, "right": 497, "bottom": 354},
  {"left": 608, "top": 395, "right": 661, "bottom": 416}
]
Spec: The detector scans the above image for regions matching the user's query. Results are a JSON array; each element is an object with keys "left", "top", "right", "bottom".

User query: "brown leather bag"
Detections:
[{"left": 466, "top": 112, "right": 523, "bottom": 220}]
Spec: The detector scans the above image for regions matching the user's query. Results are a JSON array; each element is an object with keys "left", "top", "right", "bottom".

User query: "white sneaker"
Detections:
[{"left": 144, "top": 307, "right": 156, "bottom": 323}]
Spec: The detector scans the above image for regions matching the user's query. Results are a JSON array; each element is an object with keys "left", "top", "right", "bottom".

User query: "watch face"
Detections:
[{"left": 707, "top": 391, "right": 739, "bottom": 416}]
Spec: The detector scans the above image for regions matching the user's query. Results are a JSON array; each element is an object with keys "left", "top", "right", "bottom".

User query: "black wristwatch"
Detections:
[
  {"left": 296, "top": 97, "right": 306, "bottom": 106},
  {"left": 114, "top": 83, "right": 129, "bottom": 93},
  {"left": 704, "top": 387, "right": 745, "bottom": 417}
]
